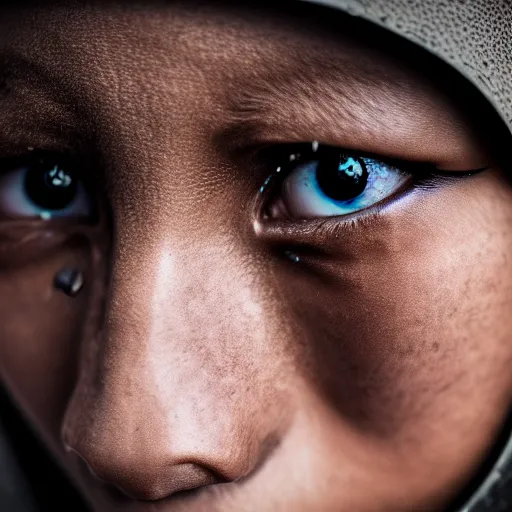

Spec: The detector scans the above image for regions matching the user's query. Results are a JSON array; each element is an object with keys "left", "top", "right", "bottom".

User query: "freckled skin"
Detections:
[{"left": 0, "top": 2, "right": 512, "bottom": 511}]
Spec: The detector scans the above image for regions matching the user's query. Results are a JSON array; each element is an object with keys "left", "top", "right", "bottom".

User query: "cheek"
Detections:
[
  {"left": 275, "top": 172, "right": 512, "bottom": 478},
  {"left": 0, "top": 235, "right": 99, "bottom": 447}
]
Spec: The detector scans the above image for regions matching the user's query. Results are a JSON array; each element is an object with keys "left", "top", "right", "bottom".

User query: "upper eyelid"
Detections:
[
  {"left": 0, "top": 151, "right": 102, "bottom": 194},
  {"left": 0, "top": 151, "right": 73, "bottom": 171},
  {"left": 255, "top": 142, "right": 489, "bottom": 179},
  {"left": 256, "top": 142, "right": 424, "bottom": 181}
]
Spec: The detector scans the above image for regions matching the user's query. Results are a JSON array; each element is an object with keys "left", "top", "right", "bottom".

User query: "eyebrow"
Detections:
[
  {"left": 0, "top": 51, "right": 75, "bottom": 104},
  {"left": 0, "top": 51, "right": 84, "bottom": 155},
  {"left": 222, "top": 55, "right": 486, "bottom": 170},
  {"left": 225, "top": 58, "right": 398, "bottom": 139}
]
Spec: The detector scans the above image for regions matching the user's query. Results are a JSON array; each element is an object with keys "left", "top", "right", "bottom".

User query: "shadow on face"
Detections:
[{"left": 0, "top": 1, "right": 511, "bottom": 511}]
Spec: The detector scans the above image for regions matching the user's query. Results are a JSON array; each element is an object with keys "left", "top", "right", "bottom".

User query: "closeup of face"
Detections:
[{"left": 0, "top": 1, "right": 512, "bottom": 511}]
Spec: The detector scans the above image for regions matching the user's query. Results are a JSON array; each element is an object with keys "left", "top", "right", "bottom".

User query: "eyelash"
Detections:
[
  {"left": 253, "top": 142, "right": 485, "bottom": 222},
  {"left": 0, "top": 149, "right": 108, "bottom": 195},
  {"left": 413, "top": 170, "right": 485, "bottom": 189}
]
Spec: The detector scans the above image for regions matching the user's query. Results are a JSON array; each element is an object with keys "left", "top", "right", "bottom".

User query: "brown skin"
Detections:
[{"left": 0, "top": 1, "right": 512, "bottom": 511}]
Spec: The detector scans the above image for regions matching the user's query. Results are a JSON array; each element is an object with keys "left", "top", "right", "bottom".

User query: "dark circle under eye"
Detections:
[
  {"left": 24, "top": 157, "right": 78, "bottom": 210},
  {"left": 315, "top": 151, "right": 368, "bottom": 201}
]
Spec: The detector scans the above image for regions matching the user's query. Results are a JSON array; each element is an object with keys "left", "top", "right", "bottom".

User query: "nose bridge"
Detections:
[
  {"left": 62, "top": 220, "right": 285, "bottom": 497},
  {"left": 101, "top": 225, "right": 266, "bottom": 401}
]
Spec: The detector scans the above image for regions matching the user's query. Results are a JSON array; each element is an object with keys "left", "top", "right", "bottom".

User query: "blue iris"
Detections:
[{"left": 278, "top": 155, "right": 409, "bottom": 219}]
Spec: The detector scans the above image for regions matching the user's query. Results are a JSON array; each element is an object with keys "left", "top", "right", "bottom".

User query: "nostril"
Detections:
[
  {"left": 61, "top": 424, "right": 241, "bottom": 502},
  {"left": 78, "top": 453, "right": 222, "bottom": 502},
  {"left": 123, "top": 464, "right": 222, "bottom": 501},
  {"left": 123, "top": 464, "right": 221, "bottom": 501},
  {"left": 60, "top": 403, "right": 279, "bottom": 502}
]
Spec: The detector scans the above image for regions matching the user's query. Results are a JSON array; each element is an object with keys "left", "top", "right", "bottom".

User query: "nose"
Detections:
[
  {"left": 61, "top": 228, "right": 288, "bottom": 501},
  {"left": 71, "top": 449, "right": 222, "bottom": 501}
]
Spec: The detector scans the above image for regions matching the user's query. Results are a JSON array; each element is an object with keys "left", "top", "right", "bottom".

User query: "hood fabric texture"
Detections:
[
  {"left": 303, "top": 0, "right": 512, "bottom": 132},
  {"left": 0, "top": 1, "right": 511, "bottom": 511}
]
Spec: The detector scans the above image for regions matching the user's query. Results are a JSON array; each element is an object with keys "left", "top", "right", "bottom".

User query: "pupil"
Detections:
[
  {"left": 315, "top": 152, "right": 368, "bottom": 201},
  {"left": 24, "top": 159, "right": 78, "bottom": 210}
]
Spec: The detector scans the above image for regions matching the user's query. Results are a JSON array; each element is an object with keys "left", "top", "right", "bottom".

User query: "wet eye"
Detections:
[
  {"left": 266, "top": 145, "right": 410, "bottom": 220},
  {"left": 0, "top": 154, "right": 94, "bottom": 220}
]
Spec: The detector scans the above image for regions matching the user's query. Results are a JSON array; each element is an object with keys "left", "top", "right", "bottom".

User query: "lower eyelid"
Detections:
[
  {"left": 253, "top": 175, "right": 423, "bottom": 248},
  {"left": 0, "top": 218, "right": 103, "bottom": 267},
  {"left": 254, "top": 208, "right": 383, "bottom": 245},
  {"left": 0, "top": 223, "right": 66, "bottom": 266}
]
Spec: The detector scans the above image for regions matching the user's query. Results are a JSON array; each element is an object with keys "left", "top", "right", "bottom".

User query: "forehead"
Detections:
[
  {"left": 0, "top": 1, "right": 428, "bottom": 87},
  {"left": 0, "top": 3, "right": 456, "bottom": 133}
]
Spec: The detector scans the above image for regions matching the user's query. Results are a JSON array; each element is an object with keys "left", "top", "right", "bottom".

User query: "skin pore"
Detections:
[{"left": 1, "top": 1, "right": 512, "bottom": 511}]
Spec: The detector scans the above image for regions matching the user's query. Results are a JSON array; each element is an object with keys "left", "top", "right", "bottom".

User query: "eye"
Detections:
[
  {"left": 265, "top": 145, "right": 410, "bottom": 220},
  {"left": 0, "top": 153, "right": 94, "bottom": 220}
]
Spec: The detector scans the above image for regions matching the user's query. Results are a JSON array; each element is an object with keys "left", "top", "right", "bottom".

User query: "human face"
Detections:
[{"left": 0, "top": 2, "right": 511, "bottom": 511}]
